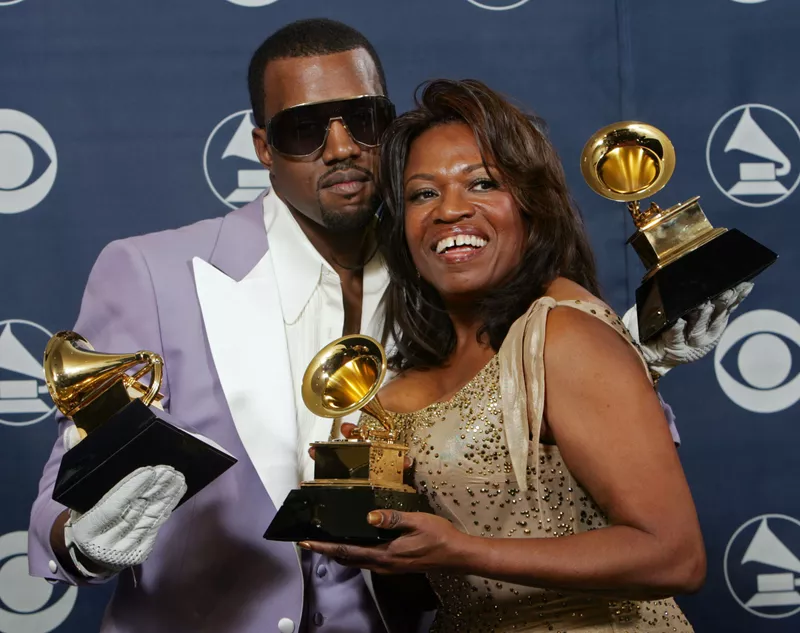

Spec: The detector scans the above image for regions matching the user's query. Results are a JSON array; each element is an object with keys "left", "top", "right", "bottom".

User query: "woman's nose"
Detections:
[{"left": 433, "top": 187, "right": 475, "bottom": 223}]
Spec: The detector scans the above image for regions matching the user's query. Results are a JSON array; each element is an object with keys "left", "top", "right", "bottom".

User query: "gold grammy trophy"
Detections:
[
  {"left": 44, "top": 331, "right": 236, "bottom": 513},
  {"left": 581, "top": 122, "right": 778, "bottom": 342},
  {"left": 263, "top": 334, "right": 431, "bottom": 545}
]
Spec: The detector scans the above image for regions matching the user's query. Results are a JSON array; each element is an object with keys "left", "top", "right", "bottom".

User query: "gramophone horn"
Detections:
[
  {"left": 741, "top": 518, "right": 800, "bottom": 573},
  {"left": 301, "top": 334, "right": 390, "bottom": 432},
  {"left": 580, "top": 121, "right": 676, "bottom": 204},
  {"left": 43, "top": 331, "right": 163, "bottom": 418},
  {"left": 725, "top": 107, "right": 791, "bottom": 176}
]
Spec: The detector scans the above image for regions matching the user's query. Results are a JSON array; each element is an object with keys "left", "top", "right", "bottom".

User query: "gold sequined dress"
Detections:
[{"left": 362, "top": 297, "right": 694, "bottom": 633}]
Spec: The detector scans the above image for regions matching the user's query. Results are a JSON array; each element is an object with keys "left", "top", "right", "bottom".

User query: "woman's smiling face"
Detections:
[{"left": 403, "top": 122, "right": 526, "bottom": 303}]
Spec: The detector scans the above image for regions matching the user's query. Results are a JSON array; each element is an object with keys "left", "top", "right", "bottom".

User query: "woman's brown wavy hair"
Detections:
[{"left": 378, "top": 79, "right": 601, "bottom": 371}]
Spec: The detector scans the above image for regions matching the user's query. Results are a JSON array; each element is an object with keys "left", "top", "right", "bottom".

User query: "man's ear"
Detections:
[{"left": 252, "top": 127, "right": 273, "bottom": 171}]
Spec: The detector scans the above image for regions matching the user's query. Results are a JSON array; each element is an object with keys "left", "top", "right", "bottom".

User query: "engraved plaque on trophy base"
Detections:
[
  {"left": 53, "top": 398, "right": 237, "bottom": 513},
  {"left": 264, "top": 438, "right": 433, "bottom": 545},
  {"left": 635, "top": 228, "right": 778, "bottom": 342},
  {"left": 310, "top": 440, "right": 405, "bottom": 485}
]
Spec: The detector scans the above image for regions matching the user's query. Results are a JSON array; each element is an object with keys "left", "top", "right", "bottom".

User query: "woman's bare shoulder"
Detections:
[
  {"left": 378, "top": 368, "right": 441, "bottom": 414},
  {"left": 542, "top": 279, "right": 645, "bottom": 382},
  {"left": 544, "top": 277, "right": 612, "bottom": 310}
]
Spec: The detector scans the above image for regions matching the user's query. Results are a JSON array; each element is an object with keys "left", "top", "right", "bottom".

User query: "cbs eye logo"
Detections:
[
  {"left": 466, "top": 0, "right": 531, "bottom": 8},
  {"left": 0, "top": 110, "right": 58, "bottom": 215},
  {"left": 715, "top": 309, "right": 800, "bottom": 413},
  {"left": 0, "top": 531, "right": 77, "bottom": 632},
  {"left": 225, "top": 0, "right": 280, "bottom": 6}
]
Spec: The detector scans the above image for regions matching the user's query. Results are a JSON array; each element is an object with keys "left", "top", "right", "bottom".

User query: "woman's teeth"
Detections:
[{"left": 435, "top": 235, "right": 487, "bottom": 254}]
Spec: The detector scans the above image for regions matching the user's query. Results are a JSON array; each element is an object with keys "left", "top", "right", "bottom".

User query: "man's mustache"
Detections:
[{"left": 316, "top": 162, "right": 375, "bottom": 191}]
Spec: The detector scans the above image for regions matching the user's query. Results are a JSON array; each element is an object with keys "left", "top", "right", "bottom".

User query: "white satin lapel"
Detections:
[{"left": 192, "top": 253, "right": 299, "bottom": 509}]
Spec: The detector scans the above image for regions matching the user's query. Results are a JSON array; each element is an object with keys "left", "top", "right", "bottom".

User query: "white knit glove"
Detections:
[
  {"left": 61, "top": 424, "right": 188, "bottom": 578},
  {"left": 622, "top": 282, "right": 754, "bottom": 378}
]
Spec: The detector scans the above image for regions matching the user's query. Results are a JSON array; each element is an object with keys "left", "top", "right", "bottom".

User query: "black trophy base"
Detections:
[
  {"left": 636, "top": 229, "right": 777, "bottom": 342},
  {"left": 264, "top": 486, "right": 433, "bottom": 545},
  {"left": 53, "top": 399, "right": 237, "bottom": 514}
]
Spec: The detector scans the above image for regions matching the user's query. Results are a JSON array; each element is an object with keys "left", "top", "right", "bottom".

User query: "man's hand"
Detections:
[
  {"left": 623, "top": 282, "right": 753, "bottom": 378},
  {"left": 59, "top": 425, "right": 188, "bottom": 578}
]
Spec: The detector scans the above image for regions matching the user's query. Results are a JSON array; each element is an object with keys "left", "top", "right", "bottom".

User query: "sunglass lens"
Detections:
[
  {"left": 269, "top": 108, "right": 328, "bottom": 156},
  {"left": 269, "top": 97, "right": 396, "bottom": 156},
  {"left": 343, "top": 98, "right": 395, "bottom": 146}
]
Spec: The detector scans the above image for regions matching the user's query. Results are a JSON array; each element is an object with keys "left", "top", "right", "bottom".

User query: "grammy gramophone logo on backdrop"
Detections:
[
  {"left": 706, "top": 104, "right": 800, "bottom": 208},
  {"left": 203, "top": 110, "right": 270, "bottom": 209},
  {"left": 0, "top": 320, "right": 56, "bottom": 427},
  {"left": 725, "top": 514, "right": 800, "bottom": 619}
]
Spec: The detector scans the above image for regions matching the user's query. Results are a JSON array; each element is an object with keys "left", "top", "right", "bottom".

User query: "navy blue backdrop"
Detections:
[{"left": 1, "top": 1, "right": 799, "bottom": 631}]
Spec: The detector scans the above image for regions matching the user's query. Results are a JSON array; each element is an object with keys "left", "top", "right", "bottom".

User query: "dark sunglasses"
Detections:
[{"left": 266, "top": 95, "right": 396, "bottom": 157}]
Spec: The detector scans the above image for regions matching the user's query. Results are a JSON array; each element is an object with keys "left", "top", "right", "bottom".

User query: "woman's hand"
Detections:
[{"left": 299, "top": 509, "right": 471, "bottom": 575}]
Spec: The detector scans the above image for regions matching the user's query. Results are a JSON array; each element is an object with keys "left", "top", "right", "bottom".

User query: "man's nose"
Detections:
[{"left": 321, "top": 119, "right": 361, "bottom": 164}]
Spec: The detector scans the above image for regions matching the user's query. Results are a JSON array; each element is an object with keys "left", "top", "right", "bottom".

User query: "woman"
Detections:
[{"left": 300, "top": 79, "right": 706, "bottom": 632}]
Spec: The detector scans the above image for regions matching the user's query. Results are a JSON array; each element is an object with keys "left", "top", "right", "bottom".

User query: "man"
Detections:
[
  {"left": 29, "top": 19, "right": 425, "bottom": 633},
  {"left": 27, "top": 17, "right": 750, "bottom": 633}
]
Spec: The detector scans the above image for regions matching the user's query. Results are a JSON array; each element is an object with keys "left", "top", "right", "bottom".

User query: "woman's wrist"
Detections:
[{"left": 446, "top": 531, "right": 493, "bottom": 576}]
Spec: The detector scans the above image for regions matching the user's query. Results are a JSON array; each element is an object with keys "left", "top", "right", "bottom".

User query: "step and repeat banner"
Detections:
[{"left": 1, "top": 1, "right": 798, "bottom": 631}]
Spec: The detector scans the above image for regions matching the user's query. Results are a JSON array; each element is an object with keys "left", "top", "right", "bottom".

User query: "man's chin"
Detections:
[{"left": 319, "top": 197, "right": 380, "bottom": 233}]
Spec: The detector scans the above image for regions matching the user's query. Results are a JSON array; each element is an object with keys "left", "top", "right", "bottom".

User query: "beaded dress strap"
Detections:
[{"left": 497, "top": 296, "right": 651, "bottom": 502}]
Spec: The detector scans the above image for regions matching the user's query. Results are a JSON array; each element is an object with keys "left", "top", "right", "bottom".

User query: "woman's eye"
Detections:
[
  {"left": 408, "top": 189, "right": 437, "bottom": 202},
  {"left": 472, "top": 178, "right": 498, "bottom": 191}
]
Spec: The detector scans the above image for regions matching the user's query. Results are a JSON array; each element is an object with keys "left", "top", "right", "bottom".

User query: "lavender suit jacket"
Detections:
[{"left": 27, "top": 192, "right": 435, "bottom": 633}]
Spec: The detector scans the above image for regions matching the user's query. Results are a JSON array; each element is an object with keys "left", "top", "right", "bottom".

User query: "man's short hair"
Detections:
[{"left": 248, "top": 18, "right": 388, "bottom": 127}]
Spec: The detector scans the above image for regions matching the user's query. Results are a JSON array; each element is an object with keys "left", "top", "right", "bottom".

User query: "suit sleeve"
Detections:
[
  {"left": 658, "top": 392, "right": 681, "bottom": 446},
  {"left": 27, "top": 238, "right": 168, "bottom": 585}
]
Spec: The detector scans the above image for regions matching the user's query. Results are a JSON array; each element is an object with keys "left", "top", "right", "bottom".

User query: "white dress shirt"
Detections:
[{"left": 263, "top": 194, "right": 389, "bottom": 483}]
